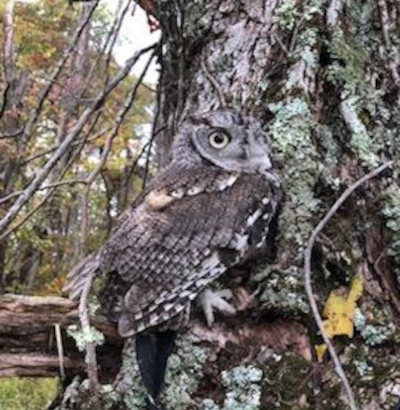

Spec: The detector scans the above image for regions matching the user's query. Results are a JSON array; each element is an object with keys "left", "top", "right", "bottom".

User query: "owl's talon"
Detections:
[{"left": 199, "top": 289, "right": 236, "bottom": 327}]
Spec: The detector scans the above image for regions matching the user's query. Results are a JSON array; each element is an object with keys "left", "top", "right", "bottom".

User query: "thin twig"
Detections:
[
  {"left": 21, "top": 1, "right": 99, "bottom": 145},
  {"left": 54, "top": 323, "right": 65, "bottom": 379},
  {"left": 142, "top": 92, "right": 163, "bottom": 189},
  {"left": 0, "top": 128, "right": 23, "bottom": 140},
  {"left": 304, "top": 160, "right": 393, "bottom": 410},
  {"left": 102, "top": 0, "right": 133, "bottom": 86},
  {"left": 22, "top": 127, "right": 110, "bottom": 165},
  {"left": 79, "top": 48, "right": 157, "bottom": 253},
  {"left": 0, "top": 83, "right": 11, "bottom": 121},
  {"left": 123, "top": 125, "right": 166, "bottom": 203},
  {"left": 200, "top": 59, "right": 227, "bottom": 108},
  {"left": 0, "top": 112, "right": 103, "bottom": 240},
  {"left": 141, "top": 83, "right": 157, "bottom": 93},
  {"left": 78, "top": 270, "right": 99, "bottom": 400},
  {"left": 82, "top": 0, "right": 132, "bottom": 96},
  {"left": 100, "top": 170, "right": 113, "bottom": 237},
  {"left": 0, "top": 179, "right": 86, "bottom": 206}
]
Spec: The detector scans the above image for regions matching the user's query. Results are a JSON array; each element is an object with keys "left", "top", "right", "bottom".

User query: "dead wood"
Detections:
[{"left": 0, "top": 294, "right": 122, "bottom": 380}]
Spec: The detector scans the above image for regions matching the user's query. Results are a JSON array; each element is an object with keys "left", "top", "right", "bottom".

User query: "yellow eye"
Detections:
[{"left": 208, "top": 131, "right": 231, "bottom": 149}]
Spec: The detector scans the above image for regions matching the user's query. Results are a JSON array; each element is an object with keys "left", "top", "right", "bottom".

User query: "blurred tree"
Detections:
[{"left": 0, "top": 0, "right": 154, "bottom": 295}]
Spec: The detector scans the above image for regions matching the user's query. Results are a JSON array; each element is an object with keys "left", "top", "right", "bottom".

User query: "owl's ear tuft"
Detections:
[{"left": 187, "top": 112, "right": 209, "bottom": 126}]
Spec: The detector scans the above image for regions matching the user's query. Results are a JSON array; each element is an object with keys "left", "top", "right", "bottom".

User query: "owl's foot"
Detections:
[{"left": 199, "top": 289, "right": 236, "bottom": 327}]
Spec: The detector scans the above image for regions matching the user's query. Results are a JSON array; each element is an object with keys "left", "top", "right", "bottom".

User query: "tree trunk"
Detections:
[{"left": 51, "top": 1, "right": 400, "bottom": 409}]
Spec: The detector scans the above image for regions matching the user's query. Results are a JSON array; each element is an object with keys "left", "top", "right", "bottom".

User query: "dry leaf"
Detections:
[{"left": 315, "top": 275, "right": 363, "bottom": 362}]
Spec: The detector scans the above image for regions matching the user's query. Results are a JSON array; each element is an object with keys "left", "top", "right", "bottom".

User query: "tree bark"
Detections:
[{"left": 8, "top": 0, "right": 400, "bottom": 409}]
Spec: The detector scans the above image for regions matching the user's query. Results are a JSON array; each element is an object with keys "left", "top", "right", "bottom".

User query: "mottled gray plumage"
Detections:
[{"left": 65, "top": 109, "right": 281, "bottom": 339}]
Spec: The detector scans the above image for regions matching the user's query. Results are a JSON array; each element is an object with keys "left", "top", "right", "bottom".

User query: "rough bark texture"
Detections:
[
  {"left": 51, "top": 1, "right": 400, "bottom": 409},
  {"left": 0, "top": 294, "right": 122, "bottom": 379}
]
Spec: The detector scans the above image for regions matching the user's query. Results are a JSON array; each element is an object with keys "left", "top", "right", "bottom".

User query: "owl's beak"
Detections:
[
  {"left": 244, "top": 143, "right": 272, "bottom": 173},
  {"left": 257, "top": 155, "right": 272, "bottom": 173}
]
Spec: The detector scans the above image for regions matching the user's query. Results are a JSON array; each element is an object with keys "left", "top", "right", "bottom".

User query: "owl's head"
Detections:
[{"left": 173, "top": 109, "right": 273, "bottom": 175}]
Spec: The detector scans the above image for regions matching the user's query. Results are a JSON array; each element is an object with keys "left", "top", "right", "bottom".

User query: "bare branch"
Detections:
[
  {"left": 79, "top": 48, "right": 157, "bottom": 251},
  {"left": 201, "top": 58, "right": 227, "bottom": 108},
  {"left": 22, "top": 127, "right": 110, "bottom": 165},
  {"left": 0, "top": 179, "right": 87, "bottom": 206},
  {"left": 79, "top": 0, "right": 128, "bottom": 96},
  {"left": 0, "top": 43, "right": 157, "bottom": 237},
  {"left": 78, "top": 273, "right": 99, "bottom": 400},
  {"left": 102, "top": 0, "right": 134, "bottom": 86},
  {"left": 304, "top": 161, "right": 393, "bottom": 410},
  {"left": 0, "top": 128, "right": 23, "bottom": 139},
  {"left": 0, "top": 83, "right": 10, "bottom": 121},
  {"left": 2, "top": 0, "right": 15, "bottom": 83},
  {"left": 0, "top": 112, "right": 104, "bottom": 240},
  {"left": 20, "top": 1, "right": 100, "bottom": 144},
  {"left": 1, "top": 0, "right": 15, "bottom": 123}
]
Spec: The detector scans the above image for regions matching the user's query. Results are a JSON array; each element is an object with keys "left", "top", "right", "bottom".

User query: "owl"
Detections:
[{"left": 65, "top": 109, "right": 281, "bottom": 408}]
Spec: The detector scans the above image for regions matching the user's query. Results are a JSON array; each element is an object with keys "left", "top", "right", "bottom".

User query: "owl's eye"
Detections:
[{"left": 208, "top": 131, "right": 231, "bottom": 149}]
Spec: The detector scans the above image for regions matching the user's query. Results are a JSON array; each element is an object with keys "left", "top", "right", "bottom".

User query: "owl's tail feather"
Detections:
[
  {"left": 136, "top": 330, "right": 176, "bottom": 408},
  {"left": 63, "top": 253, "right": 100, "bottom": 300}
]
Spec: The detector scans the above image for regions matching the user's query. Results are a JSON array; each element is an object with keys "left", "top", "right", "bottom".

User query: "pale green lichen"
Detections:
[
  {"left": 340, "top": 97, "right": 380, "bottom": 168},
  {"left": 254, "top": 266, "right": 310, "bottom": 314},
  {"left": 121, "top": 336, "right": 210, "bottom": 410},
  {"left": 273, "top": 0, "right": 322, "bottom": 32},
  {"left": 268, "top": 98, "right": 320, "bottom": 248},
  {"left": 221, "top": 366, "right": 263, "bottom": 410},
  {"left": 353, "top": 359, "right": 373, "bottom": 377},
  {"left": 119, "top": 340, "right": 148, "bottom": 409},
  {"left": 327, "top": 30, "right": 368, "bottom": 94},
  {"left": 222, "top": 365, "right": 263, "bottom": 387},
  {"left": 201, "top": 366, "right": 263, "bottom": 410},
  {"left": 99, "top": 384, "right": 121, "bottom": 410},
  {"left": 381, "top": 186, "right": 400, "bottom": 261},
  {"left": 66, "top": 324, "right": 105, "bottom": 352},
  {"left": 201, "top": 399, "right": 221, "bottom": 410},
  {"left": 326, "top": 25, "right": 383, "bottom": 168},
  {"left": 272, "top": 0, "right": 299, "bottom": 31},
  {"left": 284, "top": 45, "right": 318, "bottom": 93},
  {"left": 163, "top": 338, "right": 210, "bottom": 409},
  {"left": 353, "top": 309, "right": 390, "bottom": 346}
]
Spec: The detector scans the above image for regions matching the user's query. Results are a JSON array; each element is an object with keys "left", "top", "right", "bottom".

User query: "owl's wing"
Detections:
[{"left": 99, "top": 167, "right": 278, "bottom": 337}]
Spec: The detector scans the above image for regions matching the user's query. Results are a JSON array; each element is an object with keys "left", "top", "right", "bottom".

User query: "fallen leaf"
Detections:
[{"left": 315, "top": 275, "right": 363, "bottom": 362}]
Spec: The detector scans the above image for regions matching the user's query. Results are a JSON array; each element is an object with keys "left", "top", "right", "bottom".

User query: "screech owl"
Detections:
[{"left": 65, "top": 109, "right": 281, "bottom": 408}]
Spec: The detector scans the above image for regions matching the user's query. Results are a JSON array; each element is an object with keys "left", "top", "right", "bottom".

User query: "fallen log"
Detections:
[{"left": 0, "top": 294, "right": 123, "bottom": 380}]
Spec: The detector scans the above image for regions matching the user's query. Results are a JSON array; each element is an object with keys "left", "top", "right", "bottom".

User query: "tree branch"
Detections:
[{"left": 20, "top": 0, "right": 99, "bottom": 145}]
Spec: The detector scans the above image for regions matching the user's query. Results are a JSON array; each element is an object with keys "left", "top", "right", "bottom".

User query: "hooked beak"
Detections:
[{"left": 244, "top": 142, "right": 272, "bottom": 173}]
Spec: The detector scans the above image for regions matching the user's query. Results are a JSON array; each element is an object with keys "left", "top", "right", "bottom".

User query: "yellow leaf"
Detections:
[
  {"left": 315, "top": 344, "right": 327, "bottom": 362},
  {"left": 348, "top": 275, "right": 363, "bottom": 302},
  {"left": 322, "top": 275, "right": 363, "bottom": 338},
  {"left": 315, "top": 275, "right": 364, "bottom": 361}
]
